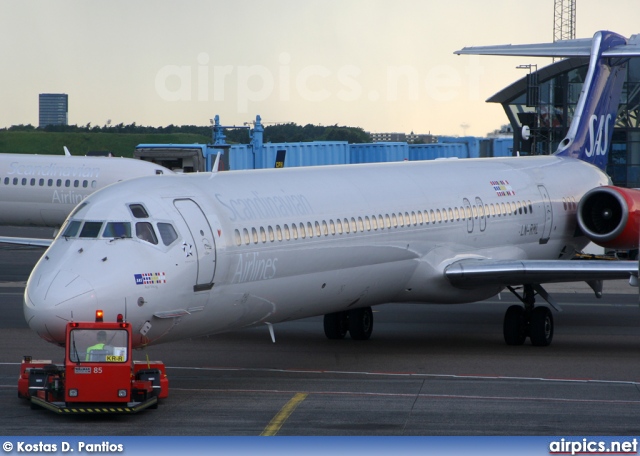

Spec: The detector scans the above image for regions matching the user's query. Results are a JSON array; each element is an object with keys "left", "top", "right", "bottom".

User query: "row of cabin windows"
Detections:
[
  {"left": 2, "top": 176, "right": 97, "bottom": 189},
  {"left": 233, "top": 200, "right": 534, "bottom": 246}
]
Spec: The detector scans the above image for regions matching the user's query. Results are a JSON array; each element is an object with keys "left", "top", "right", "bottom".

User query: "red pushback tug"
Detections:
[{"left": 18, "top": 310, "right": 168, "bottom": 414}]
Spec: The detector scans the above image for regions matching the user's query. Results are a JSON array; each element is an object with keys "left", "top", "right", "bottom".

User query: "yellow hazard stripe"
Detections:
[{"left": 260, "top": 393, "right": 307, "bottom": 436}]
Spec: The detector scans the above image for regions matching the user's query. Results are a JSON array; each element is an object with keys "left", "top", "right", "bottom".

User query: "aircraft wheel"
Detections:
[
  {"left": 348, "top": 307, "right": 373, "bottom": 340},
  {"left": 323, "top": 311, "right": 348, "bottom": 339},
  {"left": 503, "top": 305, "right": 526, "bottom": 346},
  {"left": 529, "top": 306, "right": 553, "bottom": 347}
]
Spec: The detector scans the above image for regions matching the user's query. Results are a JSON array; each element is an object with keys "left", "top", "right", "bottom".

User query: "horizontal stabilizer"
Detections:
[{"left": 454, "top": 33, "right": 640, "bottom": 58}]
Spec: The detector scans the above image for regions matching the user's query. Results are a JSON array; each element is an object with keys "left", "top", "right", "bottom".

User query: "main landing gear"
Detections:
[
  {"left": 503, "top": 284, "right": 554, "bottom": 346},
  {"left": 323, "top": 307, "right": 373, "bottom": 340}
]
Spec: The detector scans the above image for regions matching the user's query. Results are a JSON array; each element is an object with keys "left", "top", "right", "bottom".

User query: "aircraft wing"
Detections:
[
  {"left": 0, "top": 236, "right": 52, "bottom": 247},
  {"left": 445, "top": 259, "right": 637, "bottom": 289},
  {"left": 454, "top": 33, "right": 640, "bottom": 58}
]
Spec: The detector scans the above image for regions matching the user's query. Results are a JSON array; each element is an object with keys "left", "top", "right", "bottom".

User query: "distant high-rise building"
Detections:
[{"left": 39, "top": 93, "right": 68, "bottom": 127}]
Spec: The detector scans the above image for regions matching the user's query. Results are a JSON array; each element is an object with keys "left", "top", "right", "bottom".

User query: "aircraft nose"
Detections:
[{"left": 24, "top": 270, "right": 97, "bottom": 344}]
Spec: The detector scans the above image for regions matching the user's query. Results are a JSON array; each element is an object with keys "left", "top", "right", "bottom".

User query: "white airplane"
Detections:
[
  {"left": 23, "top": 31, "right": 640, "bottom": 350},
  {"left": 0, "top": 150, "right": 171, "bottom": 237}
]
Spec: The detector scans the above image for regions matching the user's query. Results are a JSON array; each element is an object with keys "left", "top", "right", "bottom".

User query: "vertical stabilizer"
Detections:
[{"left": 554, "top": 31, "right": 628, "bottom": 170}]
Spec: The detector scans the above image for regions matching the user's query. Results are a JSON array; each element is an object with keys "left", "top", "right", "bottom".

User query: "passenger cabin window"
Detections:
[
  {"left": 136, "top": 222, "right": 158, "bottom": 245},
  {"left": 129, "top": 204, "right": 150, "bottom": 218}
]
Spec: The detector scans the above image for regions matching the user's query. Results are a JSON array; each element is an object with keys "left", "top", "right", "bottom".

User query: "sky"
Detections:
[{"left": 1, "top": 0, "right": 639, "bottom": 137}]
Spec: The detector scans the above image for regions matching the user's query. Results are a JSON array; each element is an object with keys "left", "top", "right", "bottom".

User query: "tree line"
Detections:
[{"left": 3, "top": 122, "right": 372, "bottom": 144}]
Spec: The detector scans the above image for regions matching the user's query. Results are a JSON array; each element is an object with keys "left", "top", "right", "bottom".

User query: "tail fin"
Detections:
[
  {"left": 455, "top": 30, "right": 640, "bottom": 171},
  {"left": 554, "top": 31, "right": 627, "bottom": 170}
]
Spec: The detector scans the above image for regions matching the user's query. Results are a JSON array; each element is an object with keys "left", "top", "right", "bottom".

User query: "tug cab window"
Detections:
[{"left": 69, "top": 328, "right": 128, "bottom": 363}]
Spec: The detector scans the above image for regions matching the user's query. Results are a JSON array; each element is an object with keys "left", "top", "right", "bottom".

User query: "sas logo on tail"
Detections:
[{"left": 585, "top": 113, "right": 612, "bottom": 157}]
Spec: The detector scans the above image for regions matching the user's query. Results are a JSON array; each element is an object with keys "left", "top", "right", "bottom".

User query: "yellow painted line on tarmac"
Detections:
[{"left": 260, "top": 392, "right": 308, "bottom": 436}]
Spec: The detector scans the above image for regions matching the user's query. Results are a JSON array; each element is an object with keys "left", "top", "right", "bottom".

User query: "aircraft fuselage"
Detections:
[{"left": 24, "top": 155, "right": 608, "bottom": 347}]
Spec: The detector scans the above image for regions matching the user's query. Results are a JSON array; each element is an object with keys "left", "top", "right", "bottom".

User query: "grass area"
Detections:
[{"left": 0, "top": 131, "right": 211, "bottom": 158}]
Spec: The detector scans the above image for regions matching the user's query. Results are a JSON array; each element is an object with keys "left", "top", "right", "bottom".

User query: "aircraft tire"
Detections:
[
  {"left": 323, "top": 311, "right": 348, "bottom": 339},
  {"left": 348, "top": 307, "right": 373, "bottom": 340},
  {"left": 503, "top": 305, "right": 526, "bottom": 346},
  {"left": 529, "top": 306, "right": 553, "bottom": 347}
]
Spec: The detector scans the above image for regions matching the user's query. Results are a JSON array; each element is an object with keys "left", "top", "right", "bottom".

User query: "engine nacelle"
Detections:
[{"left": 577, "top": 186, "right": 640, "bottom": 250}]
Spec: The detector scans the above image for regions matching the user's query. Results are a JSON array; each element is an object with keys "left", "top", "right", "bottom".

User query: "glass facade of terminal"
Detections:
[{"left": 496, "top": 58, "right": 640, "bottom": 188}]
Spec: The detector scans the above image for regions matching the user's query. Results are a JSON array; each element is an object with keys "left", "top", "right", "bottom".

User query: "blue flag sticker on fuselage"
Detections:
[
  {"left": 134, "top": 272, "right": 166, "bottom": 285},
  {"left": 491, "top": 180, "right": 515, "bottom": 197}
]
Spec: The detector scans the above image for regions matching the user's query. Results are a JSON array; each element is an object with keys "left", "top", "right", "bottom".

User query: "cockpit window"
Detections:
[
  {"left": 79, "top": 222, "right": 103, "bottom": 238},
  {"left": 136, "top": 222, "right": 158, "bottom": 245},
  {"left": 157, "top": 223, "right": 178, "bottom": 246},
  {"left": 129, "top": 204, "right": 149, "bottom": 219},
  {"left": 62, "top": 220, "right": 81, "bottom": 238},
  {"left": 103, "top": 222, "right": 132, "bottom": 238}
]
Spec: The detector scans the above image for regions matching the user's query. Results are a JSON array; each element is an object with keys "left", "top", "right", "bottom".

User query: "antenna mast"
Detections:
[{"left": 553, "top": 0, "right": 576, "bottom": 43}]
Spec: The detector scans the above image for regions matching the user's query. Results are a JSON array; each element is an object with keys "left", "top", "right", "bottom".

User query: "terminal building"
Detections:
[
  {"left": 38, "top": 93, "right": 68, "bottom": 128},
  {"left": 490, "top": 58, "right": 640, "bottom": 188}
]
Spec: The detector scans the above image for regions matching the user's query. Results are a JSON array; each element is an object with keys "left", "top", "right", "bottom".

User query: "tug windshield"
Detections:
[{"left": 68, "top": 329, "right": 129, "bottom": 363}]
